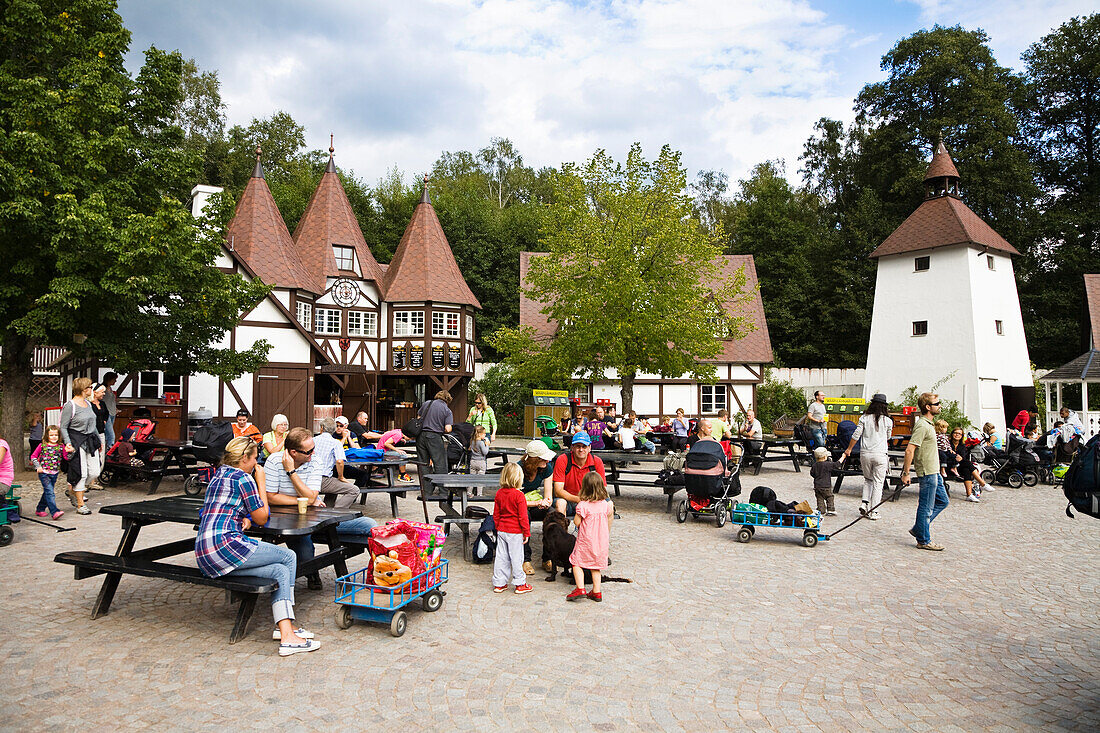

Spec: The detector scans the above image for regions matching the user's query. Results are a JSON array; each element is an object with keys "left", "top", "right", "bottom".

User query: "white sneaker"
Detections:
[
  {"left": 279, "top": 638, "right": 321, "bottom": 656},
  {"left": 966, "top": 495, "right": 980, "bottom": 503},
  {"left": 76, "top": 505, "right": 91, "bottom": 515},
  {"left": 273, "top": 626, "right": 315, "bottom": 641},
  {"left": 868, "top": 511, "right": 881, "bottom": 520},
  {"left": 982, "top": 485, "right": 995, "bottom": 491}
]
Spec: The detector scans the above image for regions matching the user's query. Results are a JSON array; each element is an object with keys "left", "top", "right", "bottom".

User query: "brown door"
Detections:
[{"left": 253, "top": 366, "right": 312, "bottom": 431}]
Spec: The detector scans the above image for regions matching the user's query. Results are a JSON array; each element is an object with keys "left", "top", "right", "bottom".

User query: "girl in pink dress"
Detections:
[{"left": 566, "top": 472, "right": 614, "bottom": 602}]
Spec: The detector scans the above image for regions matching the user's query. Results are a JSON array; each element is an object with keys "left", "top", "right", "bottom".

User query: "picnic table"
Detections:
[
  {"left": 830, "top": 451, "right": 916, "bottom": 502},
  {"left": 100, "top": 437, "right": 201, "bottom": 495},
  {"left": 345, "top": 455, "right": 422, "bottom": 518},
  {"left": 53, "top": 496, "right": 363, "bottom": 642},
  {"left": 736, "top": 437, "right": 803, "bottom": 474},
  {"left": 421, "top": 473, "right": 500, "bottom": 559}
]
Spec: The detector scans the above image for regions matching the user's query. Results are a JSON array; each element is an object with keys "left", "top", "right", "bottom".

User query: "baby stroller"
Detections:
[
  {"left": 445, "top": 422, "right": 475, "bottom": 473},
  {"left": 184, "top": 420, "right": 235, "bottom": 496},
  {"left": 826, "top": 419, "right": 858, "bottom": 469},
  {"left": 979, "top": 434, "right": 1040, "bottom": 488},
  {"left": 676, "top": 440, "right": 742, "bottom": 526},
  {"left": 533, "top": 415, "right": 563, "bottom": 450}
]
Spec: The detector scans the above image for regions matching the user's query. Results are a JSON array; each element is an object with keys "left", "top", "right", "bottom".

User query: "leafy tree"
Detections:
[
  {"left": 1018, "top": 14, "right": 1100, "bottom": 363},
  {"left": 489, "top": 144, "right": 754, "bottom": 412},
  {"left": 690, "top": 169, "right": 729, "bottom": 234},
  {"left": 172, "top": 57, "right": 226, "bottom": 185},
  {"left": 754, "top": 368, "right": 808, "bottom": 432},
  {"left": 0, "top": 0, "right": 270, "bottom": 466}
]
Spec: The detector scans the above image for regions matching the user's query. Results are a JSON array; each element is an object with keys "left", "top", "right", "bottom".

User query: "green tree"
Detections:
[
  {"left": 490, "top": 144, "right": 754, "bottom": 412},
  {"left": 1018, "top": 14, "right": 1100, "bottom": 364},
  {"left": 0, "top": 0, "right": 270, "bottom": 466}
]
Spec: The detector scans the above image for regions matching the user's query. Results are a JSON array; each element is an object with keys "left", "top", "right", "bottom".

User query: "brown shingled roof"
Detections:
[
  {"left": 226, "top": 159, "right": 318, "bottom": 294},
  {"left": 924, "top": 139, "right": 960, "bottom": 181},
  {"left": 869, "top": 195, "right": 1019, "bottom": 259},
  {"left": 1086, "top": 274, "right": 1100, "bottom": 348},
  {"left": 291, "top": 154, "right": 384, "bottom": 286},
  {"left": 519, "top": 252, "right": 772, "bottom": 364},
  {"left": 382, "top": 186, "right": 481, "bottom": 308}
]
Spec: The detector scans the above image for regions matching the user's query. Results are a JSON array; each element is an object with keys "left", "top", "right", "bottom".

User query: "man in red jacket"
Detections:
[{"left": 492, "top": 463, "right": 533, "bottom": 595}]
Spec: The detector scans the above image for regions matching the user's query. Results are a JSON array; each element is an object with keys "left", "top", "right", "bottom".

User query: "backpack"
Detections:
[
  {"left": 471, "top": 515, "right": 496, "bottom": 564},
  {"left": 663, "top": 451, "right": 687, "bottom": 471},
  {"left": 558, "top": 452, "right": 599, "bottom": 478},
  {"left": 1064, "top": 434, "right": 1100, "bottom": 519}
]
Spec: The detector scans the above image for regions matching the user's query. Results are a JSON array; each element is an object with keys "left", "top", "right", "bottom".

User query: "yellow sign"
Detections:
[
  {"left": 824, "top": 397, "right": 865, "bottom": 405},
  {"left": 532, "top": 389, "right": 570, "bottom": 398}
]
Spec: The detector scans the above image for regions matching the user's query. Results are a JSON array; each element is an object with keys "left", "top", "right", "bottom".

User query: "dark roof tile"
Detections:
[{"left": 870, "top": 195, "right": 1019, "bottom": 258}]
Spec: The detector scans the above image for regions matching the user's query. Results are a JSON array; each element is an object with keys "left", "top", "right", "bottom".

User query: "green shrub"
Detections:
[
  {"left": 756, "top": 368, "right": 808, "bottom": 430},
  {"left": 892, "top": 377, "right": 970, "bottom": 430},
  {"left": 469, "top": 364, "right": 568, "bottom": 436}
]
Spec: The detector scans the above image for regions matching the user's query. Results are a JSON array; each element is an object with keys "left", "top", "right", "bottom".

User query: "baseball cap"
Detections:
[
  {"left": 335, "top": 415, "right": 349, "bottom": 425},
  {"left": 524, "top": 440, "right": 557, "bottom": 461},
  {"left": 571, "top": 432, "right": 592, "bottom": 446}
]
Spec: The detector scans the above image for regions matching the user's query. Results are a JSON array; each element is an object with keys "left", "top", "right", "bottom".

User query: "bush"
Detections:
[
  {"left": 892, "top": 381, "right": 970, "bottom": 430},
  {"left": 756, "top": 368, "right": 807, "bottom": 430},
  {"left": 468, "top": 364, "right": 568, "bottom": 436}
]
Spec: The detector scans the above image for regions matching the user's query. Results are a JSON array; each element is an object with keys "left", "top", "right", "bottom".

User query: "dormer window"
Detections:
[{"left": 333, "top": 245, "right": 355, "bottom": 271}]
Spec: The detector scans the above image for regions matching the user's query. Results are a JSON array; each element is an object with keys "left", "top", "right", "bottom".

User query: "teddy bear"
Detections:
[{"left": 372, "top": 550, "right": 412, "bottom": 587}]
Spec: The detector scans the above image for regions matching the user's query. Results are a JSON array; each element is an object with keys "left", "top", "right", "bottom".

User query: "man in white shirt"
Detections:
[
  {"left": 312, "top": 417, "right": 360, "bottom": 508},
  {"left": 739, "top": 408, "right": 763, "bottom": 454}
]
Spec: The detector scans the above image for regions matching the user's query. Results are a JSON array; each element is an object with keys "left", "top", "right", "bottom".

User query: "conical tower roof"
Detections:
[
  {"left": 382, "top": 178, "right": 481, "bottom": 308},
  {"left": 291, "top": 141, "right": 384, "bottom": 285},
  {"left": 226, "top": 147, "right": 319, "bottom": 293},
  {"left": 924, "top": 138, "right": 960, "bottom": 181}
]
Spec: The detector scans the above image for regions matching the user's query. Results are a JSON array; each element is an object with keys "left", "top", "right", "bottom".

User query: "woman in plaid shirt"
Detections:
[{"left": 195, "top": 436, "right": 321, "bottom": 656}]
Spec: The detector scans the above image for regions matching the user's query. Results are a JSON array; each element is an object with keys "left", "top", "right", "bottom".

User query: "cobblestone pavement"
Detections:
[{"left": 4, "top": 446, "right": 1098, "bottom": 731}]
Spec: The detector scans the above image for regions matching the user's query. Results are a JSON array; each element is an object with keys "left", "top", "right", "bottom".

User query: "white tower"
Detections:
[{"left": 863, "top": 141, "right": 1032, "bottom": 431}]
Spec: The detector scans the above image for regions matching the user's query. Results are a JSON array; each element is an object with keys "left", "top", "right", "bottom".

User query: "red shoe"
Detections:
[
  {"left": 492, "top": 586, "right": 506, "bottom": 593},
  {"left": 587, "top": 591, "right": 602, "bottom": 602},
  {"left": 566, "top": 587, "right": 587, "bottom": 601},
  {"left": 514, "top": 584, "right": 533, "bottom": 595}
]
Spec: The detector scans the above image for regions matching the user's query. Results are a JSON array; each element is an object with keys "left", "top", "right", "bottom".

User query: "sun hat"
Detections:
[
  {"left": 524, "top": 440, "right": 557, "bottom": 461},
  {"left": 871, "top": 393, "right": 888, "bottom": 404},
  {"left": 571, "top": 432, "right": 592, "bottom": 446}
]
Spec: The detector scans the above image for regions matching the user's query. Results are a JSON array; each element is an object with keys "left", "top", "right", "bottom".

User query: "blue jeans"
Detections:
[
  {"left": 104, "top": 416, "right": 115, "bottom": 450},
  {"left": 911, "top": 473, "right": 949, "bottom": 545},
  {"left": 227, "top": 540, "right": 297, "bottom": 624},
  {"left": 810, "top": 427, "right": 827, "bottom": 448},
  {"left": 286, "top": 516, "right": 379, "bottom": 565},
  {"left": 37, "top": 472, "right": 60, "bottom": 514}
]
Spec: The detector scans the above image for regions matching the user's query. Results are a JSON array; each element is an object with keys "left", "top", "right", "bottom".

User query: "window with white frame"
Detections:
[
  {"left": 314, "top": 307, "right": 341, "bottom": 335},
  {"left": 333, "top": 245, "right": 355, "bottom": 271},
  {"left": 913, "top": 320, "right": 928, "bottom": 336},
  {"left": 137, "top": 371, "right": 182, "bottom": 400},
  {"left": 432, "top": 311, "right": 460, "bottom": 337},
  {"left": 700, "top": 385, "right": 727, "bottom": 414},
  {"left": 465, "top": 314, "right": 474, "bottom": 340},
  {"left": 393, "top": 311, "right": 424, "bottom": 337},
  {"left": 347, "top": 310, "right": 377, "bottom": 337},
  {"left": 571, "top": 384, "right": 592, "bottom": 403},
  {"left": 296, "top": 301, "right": 312, "bottom": 330}
]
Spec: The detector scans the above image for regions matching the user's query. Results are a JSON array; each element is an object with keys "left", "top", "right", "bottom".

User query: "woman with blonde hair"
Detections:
[
  {"left": 59, "top": 377, "right": 101, "bottom": 514},
  {"left": 467, "top": 392, "right": 497, "bottom": 443}
]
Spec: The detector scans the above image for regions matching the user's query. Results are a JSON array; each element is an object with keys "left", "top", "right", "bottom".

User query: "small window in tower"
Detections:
[
  {"left": 995, "top": 320, "right": 1004, "bottom": 335},
  {"left": 333, "top": 245, "right": 355, "bottom": 271},
  {"left": 987, "top": 255, "right": 995, "bottom": 271},
  {"left": 914, "top": 256, "right": 930, "bottom": 272},
  {"left": 912, "top": 321, "right": 928, "bottom": 337}
]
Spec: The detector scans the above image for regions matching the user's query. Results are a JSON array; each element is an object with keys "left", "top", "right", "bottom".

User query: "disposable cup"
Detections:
[{"left": 297, "top": 497, "right": 308, "bottom": 514}]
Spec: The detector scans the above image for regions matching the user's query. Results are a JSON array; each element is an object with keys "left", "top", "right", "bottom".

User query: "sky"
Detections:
[{"left": 118, "top": 0, "right": 1095, "bottom": 187}]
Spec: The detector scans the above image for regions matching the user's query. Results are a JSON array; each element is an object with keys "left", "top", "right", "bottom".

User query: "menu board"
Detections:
[
  {"left": 431, "top": 344, "right": 445, "bottom": 370},
  {"left": 448, "top": 344, "right": 461, "bottom": 370},
  {"left": 391, "top": 345, "right": 406, "bottom": 370},
  {"left": 410, "top": 345, "right": 424, "bottom": 370}
]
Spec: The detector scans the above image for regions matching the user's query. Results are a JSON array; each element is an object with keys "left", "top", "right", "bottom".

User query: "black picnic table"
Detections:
[
  {"left": 102, "top": 437, "right": 200, "bottom": 494},
  {"left": 736, "top": 437, "right": 803, "bottom": 474},
  {"left": 345, "top": 454, "right": 423, "bottom": 517},
  {"left": 54, "top": 496, "right": 362, "bottom": 641},
  {"left": 421, "top": 473, "right": 501, "bottom": 559}
]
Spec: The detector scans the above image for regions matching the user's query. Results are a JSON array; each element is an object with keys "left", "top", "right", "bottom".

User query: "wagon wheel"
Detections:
[
  {"left": 736, "top": 527, "right": 752, "bottom": 543},
  {"left": 802, "top": 531, "right": 818, "bottom": 548},
  {"left": 0, "top": 526, "right": 12, "bottom": 547},
  {"left": 390, "top": 611, "right": 408, "bottom": 637},
  {"left": 335, "top": 606, "right": 353, "bottom": 629},
  {"left": 1007, "top": 472, "right": 1024, "bottom": 489},
  {"left": 423, "top": 590, "right": 444, "bottom": 612},
  {"left": 676, "top": 500, "right": 689, "bottom": 523},
  {"left": 182, "top": 475, "right": 203, "bottom": 497},
  {"left": 715, "top": 502, "right": 728, "bottom": 528},
  {"left": 1022, "top": 470, "right": 1039, "bottom": 487},
  {"left": 980, "top": 469, "right": 995, "bottom": 485}
]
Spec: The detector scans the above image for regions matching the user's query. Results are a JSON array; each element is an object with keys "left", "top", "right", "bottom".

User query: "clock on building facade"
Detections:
[{"left": 331, "top": 278, "right": 360, "bottom": 307}]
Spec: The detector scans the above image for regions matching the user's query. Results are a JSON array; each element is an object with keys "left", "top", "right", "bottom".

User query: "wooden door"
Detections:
[{"left": 253, "top": 366, "right": 312, "bottom": 431}]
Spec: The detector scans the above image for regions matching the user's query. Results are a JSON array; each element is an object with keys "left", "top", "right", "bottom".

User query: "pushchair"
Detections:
[
  {"left": 675, "top": 439, "right": 742, "bottom": 526},
  {"left": 979, "top": 434, "right": 1040, "bottom": 488},
  {"left": 183, "top": 420, "right": 236, "bottom": 496},
  {"left": 826, "top": 419, "right": 858, "bottom": 469},
  {"left": 533, "top": 415, "right": 563, "bottom": 450},
  {"left": 445, "top": 422, "right": 475, "bottom": 473}
]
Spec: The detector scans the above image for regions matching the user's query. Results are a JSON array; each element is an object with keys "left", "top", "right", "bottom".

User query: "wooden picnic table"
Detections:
[
  {"left": 345, "top": 454, "right": 422, "bottom": 517},
  {"left": 100, "top": 437, "right": 200, "bottom": 495},
  {"left": 421, "top": 473, "right": 501, "bottom": 559},
  {"left": 54, "top": 496, "right": 362, "bottom": 642},
  {"left": 735, "top": 437, "right": 803, "bottom": 474}
]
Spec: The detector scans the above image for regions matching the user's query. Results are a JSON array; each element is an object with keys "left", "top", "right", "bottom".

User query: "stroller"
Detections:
[
  {"left": 444, "top": 422, "right": 475, "bottom": 473},
  {"left": 979, "top": 433, "right": 1040, "bottom": 488},
  {"left": 184, "top": 420, "right": 236, "bottom": 496},
  {"left": 533, "top": 415, "right": 563, "bottom": 450},
  {"left": 675, "top": 439, "right": 743, "bottom": 526},
  {"left": 826, "top": 419, "right": 858, "bottom": 469}
]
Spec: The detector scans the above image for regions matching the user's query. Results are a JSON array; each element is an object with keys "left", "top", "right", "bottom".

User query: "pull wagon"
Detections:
[{"left": 334, "top": 560, "right": 449, "bottom": 637}]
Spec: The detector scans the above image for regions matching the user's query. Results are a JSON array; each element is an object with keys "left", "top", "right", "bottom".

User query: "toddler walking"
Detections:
[
  {"left": 470, "top": 426, "right": 490, "bottom": 475},
  {"left": 492, "top": 463, "right": 533, "bottom": 595},
  {"left": 566, "top": 472, "right": 613, "bottom": 602},
  {"left": 30, "top": 425, "right": 67, "bottom": 520},
  {"left": 809, "top": 447, "right": 837, "bottom": 516}
]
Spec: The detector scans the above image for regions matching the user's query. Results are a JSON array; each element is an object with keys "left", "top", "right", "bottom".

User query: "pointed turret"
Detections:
[
  {"left": 226, "top": 147, "right": 319, "bottom": 293},
  {"left": 923, "top": 136, "right": 961, "bottom": 198},
  {"left": 292, "top": 137, "right": 384, "bottom": 285},
  {"left": 382, "top": 176, "right": 481, "bottom": 307}
]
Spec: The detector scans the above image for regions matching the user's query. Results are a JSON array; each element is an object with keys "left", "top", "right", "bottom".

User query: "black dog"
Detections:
[{"left": 541, "top": 510, "right": 631, "bottom": 584}]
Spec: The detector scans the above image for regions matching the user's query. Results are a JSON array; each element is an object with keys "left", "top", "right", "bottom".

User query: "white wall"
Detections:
[{"left": 771, "top": 368, "right": 865, "bottom": 399}]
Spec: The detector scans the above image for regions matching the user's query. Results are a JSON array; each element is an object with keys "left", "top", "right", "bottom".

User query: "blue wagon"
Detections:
[
  {"left": 0, "top": 484, "right": 22, "bottom": 547},
  {"left": 731, "top": 505, "right": 830, "bottom": 547},
  {"left": 334, "top": 560, "right": 449, "bottom": 637}
]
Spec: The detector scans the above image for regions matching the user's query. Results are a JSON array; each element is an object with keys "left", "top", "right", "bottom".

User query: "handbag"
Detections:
[{"left": 403, "top": 402, "right": 428, "bottom": 438}]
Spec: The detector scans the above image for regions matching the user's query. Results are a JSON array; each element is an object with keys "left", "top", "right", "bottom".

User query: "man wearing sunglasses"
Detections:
[
  {"left": 901, "top": 392, "right": 948, "bottom": 551},
  {"left": 265, "top": 427, "right": 377, "bottom": 585}
]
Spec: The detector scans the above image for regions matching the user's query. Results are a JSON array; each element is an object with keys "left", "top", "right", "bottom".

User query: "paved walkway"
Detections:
[{"left": 4, "top": 448, "right": 1097, "bottom": 731}]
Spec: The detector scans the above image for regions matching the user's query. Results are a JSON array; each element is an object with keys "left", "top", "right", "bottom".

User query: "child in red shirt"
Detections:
[{"left": 492, "top": 463, "right": 533, "bottom": 595}]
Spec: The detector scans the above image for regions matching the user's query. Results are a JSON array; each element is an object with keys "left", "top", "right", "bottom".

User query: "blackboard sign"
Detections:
[
  {"left": 392, "top": 345, "right": 406, "bottom": 370},
  {"left": 431, "top": 344, "right": 445, "bottom": 370},
  {"left": 448, "top": 344, "right": 461, "bottom": 370},
  {"left": 410, "top": 345, "right": 424, "bottom": 370}
]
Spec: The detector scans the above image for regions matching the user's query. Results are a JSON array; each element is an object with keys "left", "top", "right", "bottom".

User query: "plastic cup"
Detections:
[{"left": 297, "top": 497, "right": 308, "bottom": 514}]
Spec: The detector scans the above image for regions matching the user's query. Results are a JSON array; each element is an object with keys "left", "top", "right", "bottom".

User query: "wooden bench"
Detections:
[{"left": 55, "top": 550, "right": 277, "bottom": 643}]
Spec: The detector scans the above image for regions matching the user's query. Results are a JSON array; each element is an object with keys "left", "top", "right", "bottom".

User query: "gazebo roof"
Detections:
[{"left": 1040, "top": 350, "right": 1100, "bottom": 382}]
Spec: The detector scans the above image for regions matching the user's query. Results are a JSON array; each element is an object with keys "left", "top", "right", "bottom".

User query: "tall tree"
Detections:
[
  {"left": 0, "top": 0, "right": 270, "bottom": 466},
  {"left": 490, "top": 144, "right": 754, "bottom": 411},
  {"left": 1019, "top": 13, "right": 1100, "bottom": 363}
]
